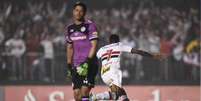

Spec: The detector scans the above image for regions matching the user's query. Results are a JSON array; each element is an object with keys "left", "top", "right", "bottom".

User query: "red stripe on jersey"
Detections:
[
  {"left": 101, "top": 53, "right": 108, "bottom": 57},
  {"left": 101, "top": 54, "right": 119, "bottom": 61},
  {"left": 101, "top": 51, "right": 120, "bottom": 58},
  {"left": 112, "top": 51, "right": 120, "bottom": 54}
]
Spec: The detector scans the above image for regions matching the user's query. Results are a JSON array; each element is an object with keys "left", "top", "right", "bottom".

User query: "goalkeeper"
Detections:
[{"left": 64, "top": 2, "right": 99, "bottom": 101}]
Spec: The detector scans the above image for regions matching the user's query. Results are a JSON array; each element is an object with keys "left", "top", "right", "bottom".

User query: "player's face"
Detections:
[{"left": 73, "top": 6, "right": 85, "bottom": 21}]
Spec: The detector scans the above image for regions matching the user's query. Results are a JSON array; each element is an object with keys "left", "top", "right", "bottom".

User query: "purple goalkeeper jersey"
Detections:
[{"left": 64, "top": 20, "right": 98, "bottom": 68}]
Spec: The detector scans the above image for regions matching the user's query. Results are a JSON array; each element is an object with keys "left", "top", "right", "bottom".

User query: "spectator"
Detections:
[
  {"left": 40, "top": 34, "right": 54, "bottom": 82},
  {"left": 0, "top": 28, "right": 4, "bottom": 45},
  {"left": 0, "top": 55, "right": 8, "bottom": 80},
  {"left": 5, "top": 34, "right": 26, "bottom": 80},
  {"left": 25, "top": 33, "right": 41, "bottom": 80}
]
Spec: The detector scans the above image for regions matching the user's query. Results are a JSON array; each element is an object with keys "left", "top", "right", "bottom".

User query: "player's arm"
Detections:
[
  {"left": 87, "top": 21, "right": 98, "bottom": 59},
  {"left": 88, "top": 40, "right": 98, "bottom": 59},
  {"left": 66, "top": 43, "right": 77, "bottom": 77},
  {"left": 131, "top": 48, "right": 163, "bottom": 60},
  {"left": 65, "top": 26, "right": 77, "bottom": 77},
  {"left": 120, "top": 43, "right": 163, "bottom": 60},
  {"left": 67, "top": 43, "right": 73, "bottom": 68},
  {"left": 65, "top": 25, "right": 73, "bottom": 67},
  {"left": 66, "top": 43, "right": 73, "bottom": 72},
  {"left": 131, "top": 48, "right": 153, "bottom": 57}
]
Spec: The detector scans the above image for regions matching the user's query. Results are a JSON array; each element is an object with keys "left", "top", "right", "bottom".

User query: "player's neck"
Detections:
[
  {"left": 74, "top": 19, "right": 85, "bottom": 25},
  {"left": 109, "top": 42, "right": 118, "bottom": 44}
]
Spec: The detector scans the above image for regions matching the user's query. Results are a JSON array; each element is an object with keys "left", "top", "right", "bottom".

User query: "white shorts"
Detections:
[{"left": 101, "top": 68, "right": 122, "bottom": 88}]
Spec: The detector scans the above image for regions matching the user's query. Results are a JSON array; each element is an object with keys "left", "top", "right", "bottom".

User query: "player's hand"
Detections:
[
  {"left": 66, "top": 70, "right": 72, "bottom": 79},
  {"left": 76, "top": 62, "right": 89, "bottom": 76},
  {"left": 152, "top": 53, "right": 166, "bottom": 60},
  {"left": 66, "top": 64, "right": 75, "bottom": 78},
  {"left": 76, "top": 58, "right": 92, "bottom": 76}
]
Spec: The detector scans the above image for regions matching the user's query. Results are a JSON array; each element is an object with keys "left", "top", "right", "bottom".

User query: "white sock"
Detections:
[
  {"left": 119, "top": 95, "right": 129, "bottom": 100},
  {"left": 94, "top": 91, "right": 111, "bottom": 100}
]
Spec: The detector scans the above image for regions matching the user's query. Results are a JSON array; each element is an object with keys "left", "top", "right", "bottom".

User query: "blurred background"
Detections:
[{"left": 0, "top": 0, "right": 200, "bottom": 85}]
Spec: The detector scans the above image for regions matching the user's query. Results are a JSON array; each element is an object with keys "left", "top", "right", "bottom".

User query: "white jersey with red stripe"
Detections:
[
  {"left": 97, "top": 42, "right": 132, "bottom": 69},
  {"left": 96, "top": 42, "right": 132, "bottom": 87}
]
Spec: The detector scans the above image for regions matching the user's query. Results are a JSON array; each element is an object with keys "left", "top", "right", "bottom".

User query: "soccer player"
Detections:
[
  {"left": 91, "top": 34, "right": 162, "bottom": 101},
  {"left": 64, "top": 2, "right": 98, "bottom": 101}
]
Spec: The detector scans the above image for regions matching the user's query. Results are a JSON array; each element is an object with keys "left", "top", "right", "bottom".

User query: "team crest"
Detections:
[{"left": 81, "top": 26, "right": 86, "bottom": 32}]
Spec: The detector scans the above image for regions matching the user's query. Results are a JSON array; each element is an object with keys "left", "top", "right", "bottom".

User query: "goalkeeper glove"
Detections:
[
  {"left": 76, "top": 62, "right": 88, "bottom": 76},
  {"left": 76, "top": 58, "right": 92, "bottom": 76}
]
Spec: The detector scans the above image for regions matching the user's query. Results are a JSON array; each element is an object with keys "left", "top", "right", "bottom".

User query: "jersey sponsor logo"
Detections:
[
  {"left": 101, "top": 66, "right": 110, "bottom": 75},
  {"left": 74, "top": 32, "right": 79, "bottom": 36},
  {"left": 70, "top": 36, "right": 87, "bottom": 41}
]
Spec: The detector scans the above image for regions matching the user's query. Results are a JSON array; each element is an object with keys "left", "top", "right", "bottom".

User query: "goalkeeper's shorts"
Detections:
[{"left": 72, "top": 57, "right": 98, "bottom": 90}]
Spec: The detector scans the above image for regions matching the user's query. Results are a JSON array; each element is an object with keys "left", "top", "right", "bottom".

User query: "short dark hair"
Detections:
[
  {"left": 109, "top": 34, "right": 120, "bottom": 43},
  {"left": 73, "top": 2, "right": 87, "bottom": 14}
]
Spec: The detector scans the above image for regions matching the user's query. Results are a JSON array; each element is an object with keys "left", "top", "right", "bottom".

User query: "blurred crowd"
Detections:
[{"left": 0, "top": 0, "right": 200, "bottom": 83}]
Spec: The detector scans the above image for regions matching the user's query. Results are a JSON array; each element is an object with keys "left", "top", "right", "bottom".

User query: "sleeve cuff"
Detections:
[
  {"left": 66, "top": 41, "right": 73, "bottom": 44},
  {"left": 89, "top": 37, "right": 99, "bottom": 41}
]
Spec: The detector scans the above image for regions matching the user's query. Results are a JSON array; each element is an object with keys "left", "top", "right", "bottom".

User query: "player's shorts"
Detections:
[
  {"left": 72, "top": 58, "right": 98, "bottom": 90},
  {"left": 101, "top": 67, "right": 122, "bottom": 88}
]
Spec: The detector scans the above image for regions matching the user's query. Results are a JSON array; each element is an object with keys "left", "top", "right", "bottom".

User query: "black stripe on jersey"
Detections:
[
  {"left": 101, "top": 55, "right": 119, "bottom": 61},
  {"left": 101, "top": 57, "right": 107, "bottom": 61}
]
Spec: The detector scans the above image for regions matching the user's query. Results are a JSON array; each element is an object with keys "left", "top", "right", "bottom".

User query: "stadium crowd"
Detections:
[{"left": 0, "top": 0, "right": 200, "bottom": 84}]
